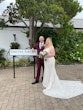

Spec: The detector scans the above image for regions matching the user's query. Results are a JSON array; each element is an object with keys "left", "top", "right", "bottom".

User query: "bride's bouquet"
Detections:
[{"left": 38, "top": 51, "right": 48, "bottom": 59}]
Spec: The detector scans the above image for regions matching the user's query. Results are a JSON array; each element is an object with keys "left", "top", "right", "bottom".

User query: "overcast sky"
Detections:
[
  {"left": 0, "top": 0, "right": 83, "bottom": 18},
  {"left": 74, "top": 0, "right": 83, "bottom": 18},
  {"left": 0, "top": 0, "right": 15, "bottom": 14}
]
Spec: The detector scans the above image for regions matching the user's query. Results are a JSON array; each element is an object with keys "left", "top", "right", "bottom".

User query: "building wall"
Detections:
[{"left": 0, "top": 27, "right": 32, "bottom": 61}]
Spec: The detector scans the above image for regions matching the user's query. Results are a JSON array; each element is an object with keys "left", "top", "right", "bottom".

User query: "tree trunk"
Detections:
[{"left": 29, "top": 16, "right": 35, "bottom": 48}]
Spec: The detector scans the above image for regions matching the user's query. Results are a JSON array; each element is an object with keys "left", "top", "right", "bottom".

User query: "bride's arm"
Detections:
[{"left": 47, "top": 46, "right": 55, "bottom": 57}]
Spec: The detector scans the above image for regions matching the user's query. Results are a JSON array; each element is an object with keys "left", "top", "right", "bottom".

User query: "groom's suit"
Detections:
[{"left": 33, "top": 42, "right": 44, "bottom": 82}]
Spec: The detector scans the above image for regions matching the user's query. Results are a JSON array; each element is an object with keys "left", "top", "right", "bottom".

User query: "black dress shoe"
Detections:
[{"left": 32, "top": 81, "right": 39, "bottom": 84}]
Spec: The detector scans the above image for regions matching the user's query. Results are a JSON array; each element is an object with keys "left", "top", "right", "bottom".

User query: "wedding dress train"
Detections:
[{"left": 42, "top": 48, "right": 83, "bottom": 99}]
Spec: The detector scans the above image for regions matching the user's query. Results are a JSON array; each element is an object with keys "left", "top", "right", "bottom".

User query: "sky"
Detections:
[
  {"left": 74, "top": 0, "right": 83, "bottom": 18},
  {"left": 0, "top": 0, "right": 15, "bottom": 14},
  {"left": 0, "top": 0, "right": 83, "bottom": 18}
]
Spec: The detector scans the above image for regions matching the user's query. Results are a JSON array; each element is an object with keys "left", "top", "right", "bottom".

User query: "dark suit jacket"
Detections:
[
  {"left": 33, "top": 42, "right": 44, "bottom": 63},
  {"left": 33, "top": 42, "right": 44, "bottom": 54}
]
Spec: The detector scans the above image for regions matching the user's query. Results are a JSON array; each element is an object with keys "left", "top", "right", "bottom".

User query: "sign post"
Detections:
[
  {"left": 10, "top": 49, "right": 37, "bottom": 78},
  {"left": 13, "top": 56, "right": 15, "bottom": 78}
]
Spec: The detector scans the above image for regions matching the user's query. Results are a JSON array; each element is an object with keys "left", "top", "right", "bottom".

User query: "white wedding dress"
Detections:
[{"left": 42, "top": 48, "right": 83, "bottom": 99}]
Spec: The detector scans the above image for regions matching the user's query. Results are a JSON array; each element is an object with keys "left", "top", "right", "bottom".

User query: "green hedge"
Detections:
[{"left": 56, "top": 31, "right": 83, "bottom": 64}]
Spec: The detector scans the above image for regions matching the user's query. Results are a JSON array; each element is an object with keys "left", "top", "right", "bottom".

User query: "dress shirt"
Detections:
[{"left": 39, "top": 42, "right": 44, "bottom": 49}]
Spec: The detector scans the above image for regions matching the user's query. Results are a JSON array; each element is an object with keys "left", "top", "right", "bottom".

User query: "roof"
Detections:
[
  {"left": 71, "top": 18, "right": 83, "bottom": 29},
  {"left": 0, "top": 15, "right": 83, "bottom": 29}
]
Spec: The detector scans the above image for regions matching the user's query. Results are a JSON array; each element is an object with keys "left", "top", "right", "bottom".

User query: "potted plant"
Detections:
[{"left": 10, "top": 42, "right": 20, "bottom": 49}]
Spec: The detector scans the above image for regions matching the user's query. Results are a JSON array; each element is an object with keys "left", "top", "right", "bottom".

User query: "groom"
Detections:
[{"left": 32, "top": 36, "right": 44, "bottom": 84}]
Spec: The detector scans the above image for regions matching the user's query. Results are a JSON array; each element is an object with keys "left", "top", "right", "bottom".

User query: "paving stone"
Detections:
[{"left": 0, "top": 64, "right": 83, "bottom": 110}]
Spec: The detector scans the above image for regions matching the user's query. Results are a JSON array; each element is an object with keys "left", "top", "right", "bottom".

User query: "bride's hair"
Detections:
[{"left": 46, "top": 37, "right": 53, "bottom": 47}]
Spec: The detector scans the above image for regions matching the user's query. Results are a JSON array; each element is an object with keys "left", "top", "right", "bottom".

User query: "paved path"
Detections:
[{"left": 0, "top": 64, "right": 83, "bottom": 110}]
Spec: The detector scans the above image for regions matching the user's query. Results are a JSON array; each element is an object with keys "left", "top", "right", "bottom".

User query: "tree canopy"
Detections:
[
  {"left": 2, "top": 0, "right": 83, "bottom": 47},
  {"left": 15, "top": 0, "right": 82, "bottom": 25}
]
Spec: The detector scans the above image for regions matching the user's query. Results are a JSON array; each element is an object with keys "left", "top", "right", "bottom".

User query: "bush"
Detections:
[
  {"left": 10, "top": 42, "right": 20, "bottom": 49},
  {"left": 56, "top": 31, "right": 83, "bottom": 64},
  {"left": 0, "top": 49, "right": 6, "bottom": 67},
  {"left": 5, "top": 58, "right": 31, "bottom": 67},
  {"left": 15, "top": 58, "right": 30, "bottom": 66}
]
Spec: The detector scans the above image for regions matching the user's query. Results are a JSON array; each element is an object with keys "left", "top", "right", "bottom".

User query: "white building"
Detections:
[
  {"left": 0, "top": 15, "right": 83, "bottom": 61},
  {"left": 0, "top": 27, "right": 30, "bottom": 61},
  {"left": 0, "top": 15, "right": 31, "bottom": 60}
]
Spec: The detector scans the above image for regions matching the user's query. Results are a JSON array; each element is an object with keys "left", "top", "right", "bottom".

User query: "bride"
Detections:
[{"left": 40, "top": 37, "right": 83, "bottom": 99}]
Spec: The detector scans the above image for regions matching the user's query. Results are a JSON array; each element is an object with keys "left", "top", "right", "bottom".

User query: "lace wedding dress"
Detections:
[{"left": 42, "top": 48, "right": 83, "bottom": 99}]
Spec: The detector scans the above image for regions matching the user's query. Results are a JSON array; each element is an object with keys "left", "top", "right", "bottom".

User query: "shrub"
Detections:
[
  {"left": 0, "top": 49, "right": 6, "bottom": 67},
  {"left": 5, "top": 58, "right": 30, "bottom": 67},
  {"left": 15, "top": 58, "right": 30, "bottom": 66},
  {"left": 56, "top": 31, "right": 83, "bottom": 64},
  {"left": 10, "top": 42, "right": 20, "bottom": 49}
]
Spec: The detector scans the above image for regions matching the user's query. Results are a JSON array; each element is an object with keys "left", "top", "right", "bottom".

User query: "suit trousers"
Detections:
[{"left": 36, "top": 58, "right": 44, "bottom": 82}]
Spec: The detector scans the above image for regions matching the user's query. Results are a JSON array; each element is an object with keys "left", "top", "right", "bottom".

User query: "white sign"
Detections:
[{"left": 10, "top": 49, "right": 37, "bottom": 56}]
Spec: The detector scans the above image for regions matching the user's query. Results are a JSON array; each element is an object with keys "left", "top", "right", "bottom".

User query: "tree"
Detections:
[
  {"left": 0, "top": 18, "right": 7, "bottom": 28},
  {"left": 2, "top": 0, "right": 82, "bottom": 47}
]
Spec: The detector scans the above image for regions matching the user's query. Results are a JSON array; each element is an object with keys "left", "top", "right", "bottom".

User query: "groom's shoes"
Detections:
[{"left": 32, "top": 81, "right": 39, "bottom": 84}]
